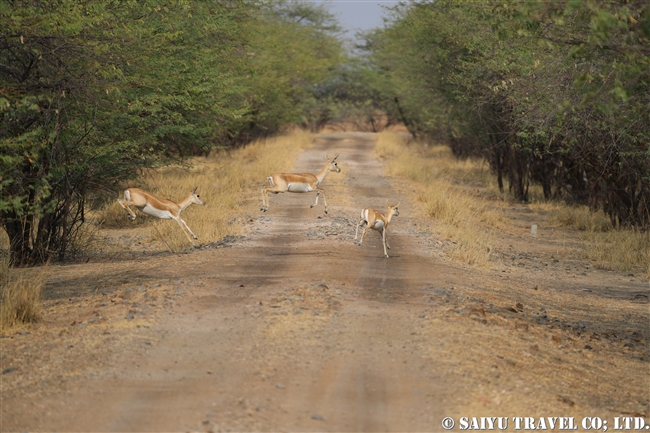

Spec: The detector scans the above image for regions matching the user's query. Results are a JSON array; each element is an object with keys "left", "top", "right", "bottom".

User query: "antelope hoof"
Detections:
[{"left": 310, "top": 204, "right": 315, "bottom": 209}]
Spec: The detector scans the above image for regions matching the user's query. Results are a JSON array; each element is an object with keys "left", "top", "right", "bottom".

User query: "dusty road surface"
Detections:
[{"left": 2, "top": 132, "right": 649, "bottom": 432}]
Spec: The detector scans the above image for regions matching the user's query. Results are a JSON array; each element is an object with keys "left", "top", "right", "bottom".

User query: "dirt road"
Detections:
[{"left": 2, "top": 133, "right": 648, "bottom": 432}]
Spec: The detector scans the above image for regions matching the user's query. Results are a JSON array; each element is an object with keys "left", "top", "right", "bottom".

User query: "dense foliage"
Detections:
[
  {"left": 363, "top": 0, "right": 649, "bottom": 227},
  {"left": 0, "top": 0, "right": 342, "bottom": 265}
]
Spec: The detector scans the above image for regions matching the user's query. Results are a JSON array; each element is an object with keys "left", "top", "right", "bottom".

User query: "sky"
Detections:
[{"left": 313, "top": 1, "right": 400, "bottom": 41}]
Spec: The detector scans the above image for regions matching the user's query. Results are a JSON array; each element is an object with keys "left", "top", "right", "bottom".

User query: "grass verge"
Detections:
[
  {"left": 96, "top": 129, "right": 314, "bottom": 253},
  {"left": 1, "top": 252, "right": 46, "bottom": 332},
  {"left": 378, "top": 132, "right": 649, "bottom": 278},
  {"left": 530, "top": 201, "right": 649, "bottom": 277}
]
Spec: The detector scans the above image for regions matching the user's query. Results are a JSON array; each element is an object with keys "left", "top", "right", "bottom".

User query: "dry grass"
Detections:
[
  {"left": 537, "top": 202, "right": 613, "bottom": 232},
  {"left": 95, "top": 129, "right": 314, "bottom": 252},
  {"left": 0, "top": 253, "right": 46, "bottom": 332},
  {"left": 378, "top": 131, "right": 649, "bottom": 278},
  {"left": 376, "top": 135, "right": 493, "bottom": 185},
  {"left": 584, "top": 229, "right": 650, "bottom": 277},
  {"left": 530, "top": 201, "right": 649, "bottom": 277},
  {"left": 376, "top": 132, "right": 504, "bottom": 267}
]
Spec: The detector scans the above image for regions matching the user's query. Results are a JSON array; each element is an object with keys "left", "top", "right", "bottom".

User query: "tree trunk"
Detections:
[
  {"left": 393, "top": 96, "right": 417, "bottom": 138},
  {"left": 2, "top": 211, "right": 32, "bottom": 266}
]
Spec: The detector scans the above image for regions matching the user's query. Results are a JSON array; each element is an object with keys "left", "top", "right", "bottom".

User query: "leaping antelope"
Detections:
[
  {"left": 117, "top": 187, "right": 206, "bottom": 247},
  {"left": 355, "top": 201, "right": 400, "bottom": 258},
  {"left": 261, "top": 154, "right": 341, "bottom": 214}
]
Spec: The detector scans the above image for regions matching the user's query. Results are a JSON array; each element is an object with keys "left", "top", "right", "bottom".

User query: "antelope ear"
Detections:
[
  {"left": 397, "top": 201, "right": 401, "bottom": 207},
  {"left": 386, "top": 199, "right": 389, "bottom": 207},
  {"left": 192, "top": 187, "right": 198, "bottom": 194},
  {"left": 333, "top": 154, "right": 340, "bottom": 161},
  {"left": 326, "top": 154, "right": 330, "bottom": 160}
]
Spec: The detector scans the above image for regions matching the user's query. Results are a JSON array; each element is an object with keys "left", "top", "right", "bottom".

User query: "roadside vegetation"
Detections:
[
  {"left": 97, "top": 130, "right": 313, "bottom": 253},
  {"left": 0, "top": 251, "right": 44, "bottom": 331},
  {"left": 377, "top": 132, "right": 650, "bottom": 278}
]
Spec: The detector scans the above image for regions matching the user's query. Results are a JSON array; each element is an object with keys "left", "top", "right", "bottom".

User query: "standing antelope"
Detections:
[
  {"left": 355, "top": 201, "right": 400, "bottom": 258},
  {"left": 261, "top": 154, "right": 341, "bottom": 214},
  {"left": 117, "top": 187, "right": 206, "bottom": 247}
]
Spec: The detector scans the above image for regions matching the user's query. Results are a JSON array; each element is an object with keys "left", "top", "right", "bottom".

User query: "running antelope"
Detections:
[
  {"left": 117, "top": 187, "right": 206, "bottom": 247},
  {"left": 355, "top": 201, "right": 400, "bottom": 258},
  {"left": 261, "top": 154, "right": 341, "bottom": 214}
]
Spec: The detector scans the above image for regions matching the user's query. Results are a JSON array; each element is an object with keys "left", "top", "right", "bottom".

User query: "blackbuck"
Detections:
[
  {"left": 355, "top": 201, "right": 400, "bottom": 258},
  {"left": 261, "top": 154, "right": 341, "bottom": 214},
  {"left": 117, "top": 187, "right": 206, "bottom": 247}
]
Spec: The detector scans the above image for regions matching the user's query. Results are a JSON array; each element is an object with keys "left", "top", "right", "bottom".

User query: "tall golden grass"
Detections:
[
  {"left": 378, "top": 132, "right": 649, "bottom": 278},
  {"left": 532, "top": 201, "right": 612, "bottom": 232},
  {"left": 549, "top": 203, "right": 648, "bottom": 276},
  {"left": 529, "top": 197, "right": 649, "bottom": 276},
  {"left": 0, "top": 252, "right": 45, "bottom": 331},
  {"left": 584, "top": 229, "right": 650, "bottom": 276},
  {"left": 98, "top": 129, "right": 314, "bottom": 252}
]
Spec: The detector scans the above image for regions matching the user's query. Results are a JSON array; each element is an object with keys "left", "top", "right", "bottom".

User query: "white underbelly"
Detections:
[
  {"left": 287, "top": 183, "right": 312, "bottom": 193},
  {"left": 141, "top": 204, "right": 173, "bottom": 219},
  {"left": 371, "top": 220, "right": 385, "bottom": 230}
]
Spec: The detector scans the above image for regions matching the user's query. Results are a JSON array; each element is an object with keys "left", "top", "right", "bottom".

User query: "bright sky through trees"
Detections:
[{"left": 314, "top": 0, "right": 396, "bottom": 39}]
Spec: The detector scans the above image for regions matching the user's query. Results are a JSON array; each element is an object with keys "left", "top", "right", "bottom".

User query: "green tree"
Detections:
[
  {"left": 0, "top": 0, "right": 255, "bottom": 265},
  {"left": 241, "top": 0, "right": 344, "bottom": 138}
]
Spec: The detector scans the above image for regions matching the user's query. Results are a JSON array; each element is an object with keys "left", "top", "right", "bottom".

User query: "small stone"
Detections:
[{"left": 558, "top": 395, "right": 575, "bottom": 406}]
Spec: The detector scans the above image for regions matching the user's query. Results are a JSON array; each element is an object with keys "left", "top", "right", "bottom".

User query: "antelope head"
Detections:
[
  {"left": 191, "top": 187, "right": 206, "bottom": 206},
  {"left": 326, "top": 154, "right": 341, "bottom": 173}
]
